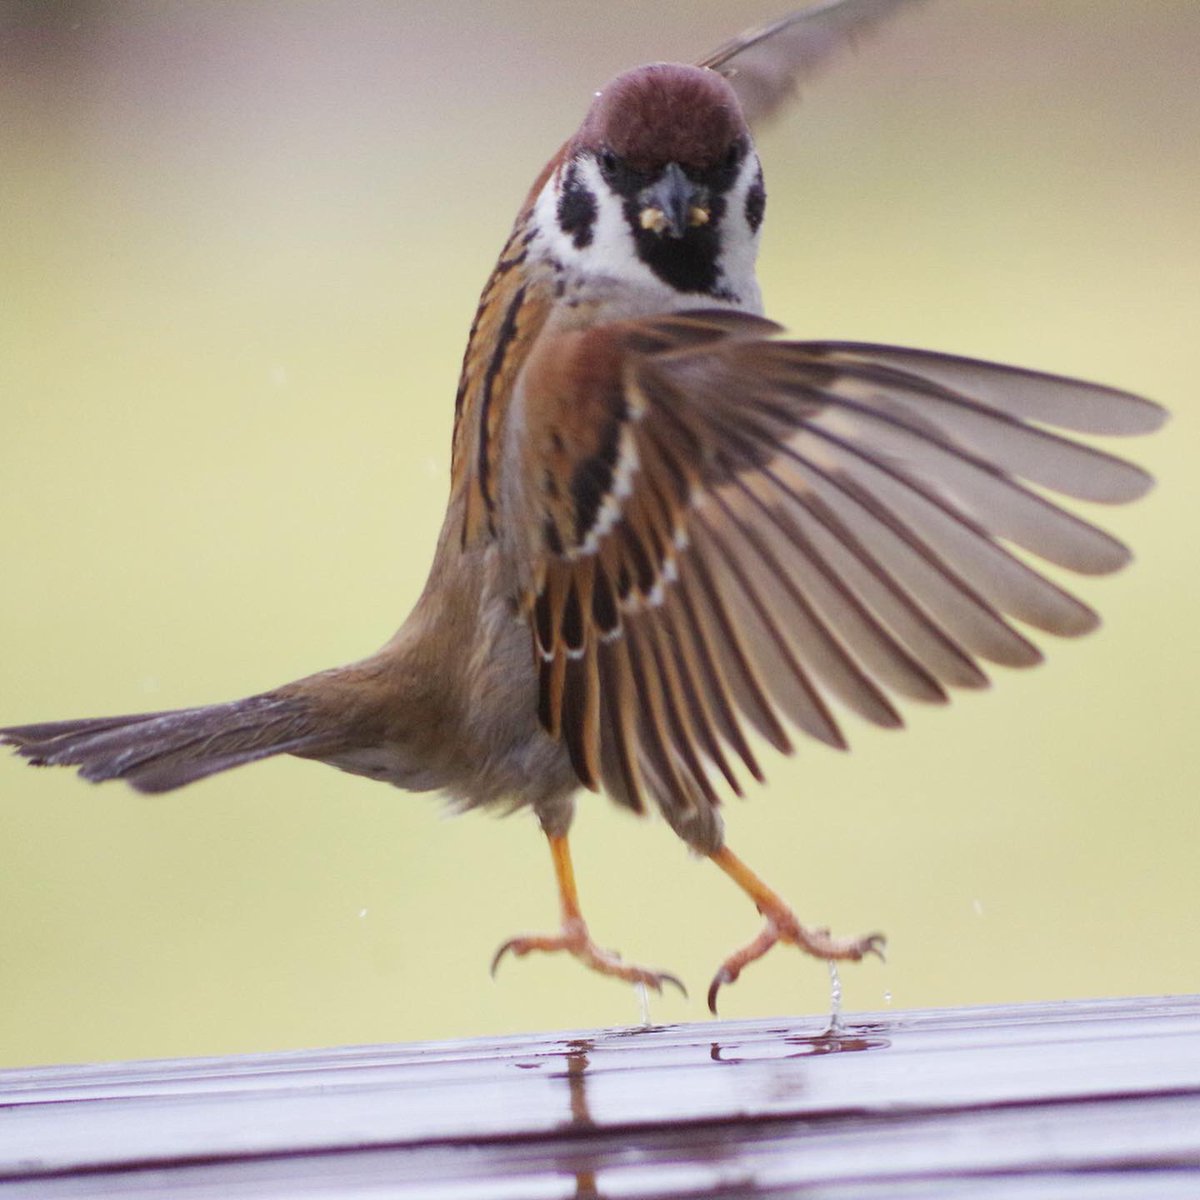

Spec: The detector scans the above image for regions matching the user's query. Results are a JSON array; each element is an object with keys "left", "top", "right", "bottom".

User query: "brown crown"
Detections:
[{"left": 575, "top": 64, "right": 747, "bottom": 172}]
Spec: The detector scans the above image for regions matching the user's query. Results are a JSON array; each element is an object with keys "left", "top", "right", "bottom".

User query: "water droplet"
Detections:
[
  {"left": 635, "top": 980, "right": 652, "bottom": 1027},
  {"left": 357, "top": 907, "right": 368, "bottom": 919},
  {"left": 972, "top": 898, "right": 985, "bottom": 917},
  {"left": 883, "top": 989, "right": 893, "bottom": 1006},
  {"left": 827, "top": 961, "right": 843, "bottom": 1032}
]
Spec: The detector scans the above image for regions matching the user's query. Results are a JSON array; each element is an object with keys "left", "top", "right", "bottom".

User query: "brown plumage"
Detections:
[{"left": 1, "top": 1, "right": 1165, "bottom": 1010}]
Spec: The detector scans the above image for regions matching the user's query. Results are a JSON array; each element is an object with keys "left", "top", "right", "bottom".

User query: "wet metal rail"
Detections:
[{"left": 2, "top": 995, "right": 1198, "bottom": 1197}]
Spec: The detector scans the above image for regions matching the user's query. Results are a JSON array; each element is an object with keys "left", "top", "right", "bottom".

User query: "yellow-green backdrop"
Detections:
[{"left": 2, "top": 1, "right": 1197, "bottom": 1068}]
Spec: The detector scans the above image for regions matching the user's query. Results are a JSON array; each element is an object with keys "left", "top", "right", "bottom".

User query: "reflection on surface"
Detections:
[
  {"left": 526, "top": 1020, "right": 892, "bottom": 1197},
  {"left": 553, "top": 1037, "right": 599, "bottom": 1199},
  {"left": 711, "top": 1021, "right": 891, "bottom": 1063}
]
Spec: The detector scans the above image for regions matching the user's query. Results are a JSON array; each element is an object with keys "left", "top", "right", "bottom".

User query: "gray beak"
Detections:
[{"left": 637, "top": 162, "right": 709, "bottom": 240}]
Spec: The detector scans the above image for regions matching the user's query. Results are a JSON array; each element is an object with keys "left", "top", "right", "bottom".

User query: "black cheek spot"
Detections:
[
  {"left": 557, "top": 162, "right": 598, "bottom": 250},
  {"left": 744, "top": 166, "right": 765, "bottom": 234}
]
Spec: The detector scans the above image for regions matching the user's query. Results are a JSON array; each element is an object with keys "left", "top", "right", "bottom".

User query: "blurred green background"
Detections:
[{"left": 2, "top": 1, "right": 1197, "bottom": 1069}]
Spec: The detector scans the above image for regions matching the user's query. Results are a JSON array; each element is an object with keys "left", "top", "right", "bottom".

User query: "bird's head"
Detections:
[{"left": 537, "top": 63, "right": 766, "bottom": 304}]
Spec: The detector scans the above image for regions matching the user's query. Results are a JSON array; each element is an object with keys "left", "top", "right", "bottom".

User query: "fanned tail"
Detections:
[{"left": 0, "top": 694, "right": 327, "bottom": 794}]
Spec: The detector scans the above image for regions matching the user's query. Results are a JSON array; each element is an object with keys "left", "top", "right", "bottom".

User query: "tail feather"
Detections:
[{"left": 1, "top": 694, "right": 327, "bottom": 793}]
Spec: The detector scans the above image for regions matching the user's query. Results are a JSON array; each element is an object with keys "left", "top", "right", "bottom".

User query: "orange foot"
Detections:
[
  {"left": 493, "top": 830, "right": 686, "bottom": 998},
  {"left": 707, "top": 845, "right": 885, "bottom": 1014},
  {"left": 492, "top": 916, "right": 686, "bottom": 996}
]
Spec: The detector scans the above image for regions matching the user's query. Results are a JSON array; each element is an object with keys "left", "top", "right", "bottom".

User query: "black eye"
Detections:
[
  {"left": 599, "top": 148, "right": 618, "bottom": 174},
  {"left": 724, "top": 142, "right": 742, "bottom": 171}
]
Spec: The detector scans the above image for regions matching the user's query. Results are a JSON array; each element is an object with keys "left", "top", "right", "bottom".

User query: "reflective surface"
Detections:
[{"left": 2, "top": 998, "right": 1198, "bottom": 1197}]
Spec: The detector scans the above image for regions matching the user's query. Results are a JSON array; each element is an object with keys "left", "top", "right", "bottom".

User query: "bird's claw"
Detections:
[
  {"left": 707, "top": 916, "right": 886, "bottom": 1014},
  {"left": 490, "top": 922, "right": 687, "bottom": 998},
  {"left": 861, "top": 933, "right": 887, "bottom": 964},
  {"left": 706, "top": 965, "right": 736, "bottom": 1015}
]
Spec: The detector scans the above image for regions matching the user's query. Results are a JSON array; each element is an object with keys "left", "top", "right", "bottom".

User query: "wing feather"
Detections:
[
  {"left": 640, "top": 614, "right": 725, "bottom": 811},
  {"left": 731, "top": 470, "right": 949, "bottom": 702},
  {"left": 667, "top": 569, "right": 765, "bottom": 785},
  {"left": 709, "top": 484, "right": 904, "bottom": 725},
  {"left": 803, "top": 342, "right": 1167, "bottom": 435},
  {"left": 694, "top": 509, "right": 847, "bottom": 748},
  {"left": 697, "top": 0, "right": 928, "bottom": 129},
  {"left": 622, "top": 618, "right": 696, "bottom": 813},
  {"left": 598, "top": 633, "right": 644, "bottom": 811},
  {"left": 678, "top": 536, "right": 794, "bottom": 758},
  {"left": 499, "top": 312, "right": 1161, "bottom": 820},
  {"left": 754, "top": 465, "right": 989, "bottom": 689},
  {"left": 771, "top": 449, "right": 1047, "bottom": 665}
]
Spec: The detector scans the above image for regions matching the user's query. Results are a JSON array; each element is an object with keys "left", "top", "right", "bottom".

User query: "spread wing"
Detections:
[
  {"left": 697, "top": 0, "right": 927, "bottom": 128},
  {"left": 501, "top": 311, "right": 1163, "bottom": 827}
]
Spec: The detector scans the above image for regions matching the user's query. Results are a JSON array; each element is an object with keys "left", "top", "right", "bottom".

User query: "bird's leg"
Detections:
[
  {"left": 706, "top": 844, "right": 885, "bottom": 1014},
  {"left": 491, "top": 831, "right": 685, "bottom": 996}
]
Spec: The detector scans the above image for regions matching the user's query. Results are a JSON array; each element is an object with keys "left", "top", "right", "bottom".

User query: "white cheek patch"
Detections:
[
  {"left": 533, "top": 156, "right": 662, "bottom": 291},
  {"left": 717, "top": 153, "right": 765, "bottom": 314}
]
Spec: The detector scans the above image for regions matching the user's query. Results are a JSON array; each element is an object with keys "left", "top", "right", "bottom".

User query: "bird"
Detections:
[{"left": 1, "top": 1, "right": 1166, "bottom": 1015}]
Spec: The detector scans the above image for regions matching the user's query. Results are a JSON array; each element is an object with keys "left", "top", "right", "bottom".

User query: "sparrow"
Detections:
[{"left": 1, "top": 1, "right": 1166, "bottom": 1014}]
